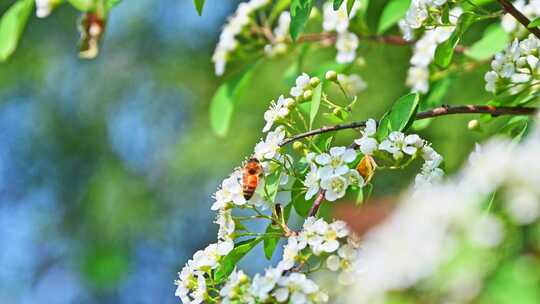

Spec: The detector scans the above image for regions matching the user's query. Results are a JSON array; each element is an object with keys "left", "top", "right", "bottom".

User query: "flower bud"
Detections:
[
  {"left": 284, "top": 97, "right": 295, "bottom": 107},
  {"left": 309, "top": 77, "right": 321, "bottom": 88},
  {"left": 325, "top": 70, "right": 338, "bottom": 82},
  {"left": 296, "top": 94, "right": 304, "bottom": 103},
  {"left": 357, "top": 155, "right": 376, "bottom": 183},
  {"left": 293, "top": 141, "right": 304, "bottom": 151},
  {"left": 303, "top": 89, "right": 313, "bottom": 100},
  {"left": 468, "top": 119, "right": 480, "bottom": 130}
]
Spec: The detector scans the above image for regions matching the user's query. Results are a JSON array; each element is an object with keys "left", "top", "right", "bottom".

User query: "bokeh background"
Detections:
[{"left": 0, "top": 0, "right": 505, "bottom": 303}]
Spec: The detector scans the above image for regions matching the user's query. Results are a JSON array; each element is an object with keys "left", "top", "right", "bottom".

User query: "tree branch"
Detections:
[
  {"left": 280, "top": 105, "right": 538, "bottom": 146},
  {"left": 308, "top": 190, "right": 326, "bottom": 217},
  {"left": 497, "top": 0, "right": 540, "bottom": 39}
]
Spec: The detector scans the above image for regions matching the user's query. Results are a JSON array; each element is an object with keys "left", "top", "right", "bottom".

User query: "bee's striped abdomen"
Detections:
[{"left": 242, "top": 175, "right": 258, "bottom": 200}]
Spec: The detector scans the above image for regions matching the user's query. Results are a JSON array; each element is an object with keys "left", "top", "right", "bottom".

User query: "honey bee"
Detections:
[{"left": 242, "top": 158, "right": 263, "bottom": 200}]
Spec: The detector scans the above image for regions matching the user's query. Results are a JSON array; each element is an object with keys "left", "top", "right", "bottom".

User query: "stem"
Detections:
[
  {"left": 280, "top": 105, "right": 538, "bottom": 147},
  {"left": 497, "top": 0, "right": 540, "bottom": 39},
  {"left": 308, "top": 190, "right": 326, "bottom": 217}
]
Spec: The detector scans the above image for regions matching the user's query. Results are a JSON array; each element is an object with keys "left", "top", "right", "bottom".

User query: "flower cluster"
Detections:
[
  {"left": 264, "top": 11, "right": 292, "bottom": 57},
  {"left": 175, "top": 242, "right": 233, "bottom": 304},
  {"left": 405, "top": 7, "right": 462, "bottom": 93},
  {"left": 212, "top": 0, "right": 270, "bottom": 75},
  {"left": 304, "top": 147, "right": 363, "bottom": 201},
  {"left": 399, "top": 0, "right": 450, "bottom": 41},
  {"left": 354, "top": 119, "right": 444, "bottom": 187},
  {"left": 262, "top": 73, "right": 321, "bottom": 132},
  {"left": 322, "top": 1, "right": 360, "bottom": 63},
  {"left": 484, "top": 34, "right": 540, "bottom": 94},
  {"left": 281, "top": 217, "right": 359, "bottom": 285},
  {"left": 336, "top": 116, "right": 540, "bottom": 303}
]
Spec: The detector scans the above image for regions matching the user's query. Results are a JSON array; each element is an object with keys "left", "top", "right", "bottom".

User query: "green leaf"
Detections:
[
  {"left": 389, "top": 92, "right": 420, "bottom": 131},
  {"left": 263, "top": 224, "right": 281, "bottom": 260},
  {"left": 346, "top": 0, "right": 356, "bottom": 15},
  {"left": 0, "top": 0, "right": 34, "bottom": 62},
  {"left": 214, "top": 238, "right": 262, "bottom": 282},
  {"left": 292, "top": 179, "right": 310, "bottom": 217},
  {"left": 193, "top": 0, "right": 205, "bottom": 16},
  {"left": 434, "top": 13, "right": 475, "bottom": 68},
  {"left": 376, "top": 111, "right": 391, "bottom": 141},
  {"left": 465, "top": 23, "right": 509, "bottom": 60},
  {"left": 413, "top": 77, "right": 453, "bottom": 130},
  {"left": 209, "top": 61, "right": 260, "bottom": 136},
  {"left": 377, "top": 0, "right": 410, "bottom": 34},
  {"left": 106, "top": 0, "right": 122, "bottom": 10},
  {"left": 290, "top": 0, "right": 314, "bottom": 41},
  {"left": 309, "top": 84, "right": 322, "bottom": 129},
  {"left": 356, "top": 183, "right": 373, "bottom": 206},
  {"left": 67, "top": 0, "right": 94, "bottom": 11},
  {"left": 529, "top": 17, "right": 540, "bottom": 28},
  {"left": 333, "top": 0, "right": 345, "bottom": 10}
]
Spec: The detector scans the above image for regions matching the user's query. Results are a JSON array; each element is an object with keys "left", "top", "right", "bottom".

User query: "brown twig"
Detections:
[
  {"left": 280, "top": 105, "right": 538, "bottom": 146},
  {"left": 308, "top": 190, "right": 326, "bottom": 217},
  {"left": 497, "top": 0, "right": 540, "bottom": 39}
]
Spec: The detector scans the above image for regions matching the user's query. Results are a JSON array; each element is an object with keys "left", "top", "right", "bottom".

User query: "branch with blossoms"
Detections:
[{"left": 172, "top": 1, "right": 540, "bottom": 303}]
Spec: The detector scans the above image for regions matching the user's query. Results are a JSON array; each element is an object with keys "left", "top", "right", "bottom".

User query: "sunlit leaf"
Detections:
[
  {"left": 214, "top": 238, "right": 262, "bottom": 282},
  {"left": 67, "top": 0, "right": 94, "bottom": 11},
  {"left": 263, "top": 224, "right": 281, "bottom": 260},
  {"left": 465, "top": 23, "right": 509, "bottom": 60},
  {"left": 0, "top": 0, "right": 34, "bottom": 62},
  {"left": 434, "top": 13, "right": 475, "bottom": 68},
  {"left": 292, "top": 179, "right": 310, "bottom": 217},
  {"left": 193, "top": 0, "right": 205, "bottom": 16},
  {"left": 290, "top": 0, "right": 314, "bottom": 41},
  {"left": 529, "top": 17, "right": 540, "bottom": 28},
  {"left": 210, "top": 61, "right": 260, "bottom": 136},
  {"left": 377, "top": 93, "right": 419, "bottom": 139},
  {"left": 377, "top": 0, "right": 410, "bottom": 34},
  {"left": 309, "top": 84, "right": 322, "bottom": 129}
]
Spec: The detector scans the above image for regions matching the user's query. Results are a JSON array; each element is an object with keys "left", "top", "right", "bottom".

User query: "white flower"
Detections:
[
  {"left": 175, "top": 266, "right": 207, "bottom": 304},
  {"left": 263, "top": 95, "right": 291, "bottom": 132},
  {"left": 320, "top": 174, "right": 349, "bottom": 202},
  {"left": 274, "top": 272, "right": 325, "bottom": 303},
  {"left": 211, "top": 170, "right": 246, "bottom": 210},
  {"left": 265, "top": 11, "right": 291, "bottom": 57},
  {"left": 215, "top": 208, "right": 235, "bottom": 241},
  {"left": 406, "top": 66, "right": 429, "bottom": 93},
  {"left": 379, "top": 132, "right": 423, "bottom": 159},
  {"left": 212, "top": 0, "right": 271, "bottom": 75},
  {"left": 192, "top": 242, "right": 232, "bottom": 271},
  {"left": 484, "top": 71, "right": 498, "bottom": 93},
  {"left": 220, "top": 270, "right": 254, "bottom": 303},
  {"left": 404, "top": 2, "right": 428, "bottom": 29},
  {"left": 345, "top": 169, "right": 364, "bottom": 187},
  {"left": 290, "top": 73, "right": 311, "bottom": 97},
  {"left": 354, "top": 119, "right": 378, "bottom": 155},
  {"left": 250, "top": 267, "right": 283, "bottom": 300},
  {"left": 337, "top": 73, "right": 367, "bottom": 96},
  {"left": 35, "top": 0, "right": 54, "bottom": 18},
  {"left": 304, "top": 164, "right": 321, "bottom": 200},
  {"left": 279, "top": 235, "right": 307, "bottom": 270},
  {"left": 322, "top": 1, "right": 359, "bottom": 33},
  {"left": 254, "top": 127, "right": 286, "bottom": 160},
  {"left": 316, "top": 146, "right": 357, "bottom": 177},
  {"left": 336, "top": 31, "right": 359, "bottom": 63}
]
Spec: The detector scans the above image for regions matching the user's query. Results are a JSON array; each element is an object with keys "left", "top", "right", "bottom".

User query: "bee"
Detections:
[{"left": 242, "top": 158, "right": 263, "bottom": 200}]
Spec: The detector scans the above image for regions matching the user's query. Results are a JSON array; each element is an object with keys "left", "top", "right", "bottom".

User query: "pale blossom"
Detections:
[
  {"left": 290, "top": 73, "right": 311, "bottom": 97},
  {"left": 254, "top": 127, "right": 286, "bottom": 160},
  {"left": 263, "top": 95, "right": 291, "bottom": 132},
  {"left": 336, "top": 31, "right": 359, "bottom": 63}
]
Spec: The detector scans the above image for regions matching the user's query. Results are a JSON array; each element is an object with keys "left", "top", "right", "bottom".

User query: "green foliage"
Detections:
[
  {"left": 210, "top": 61, "right": 260, "bottom": 136},
  {"left": 377, "top": 0, "right": 410, "bottom": 34},
  {"left": 333, "top": 0, "right": 345, "bottom": 10},
  {"left": 377, "top": 92, "right": 420, "bottom": 139},
  {"left": 292, "top": 179, "right": 311, "bottom": 217},
  {"left": 309, "top": 84, "right": 322, "bottom": 129},
  {"left": 529, "top": 17, "right": 540, "bottom": 28},
  {"left": 465, "top": 23, "right": 509, "bottom": 61},
  {"left": 0, "top": 0, "right": 33, "bottom": 62},
  {"left": 67, "top": 0, "right": 94, "bottom": 11},
  {"left": 435, "top": 13, "right": 476, "bottom": 68},
  {"left": 263, "top": 224, "right": 281, "bottom": 259},
  {"left": 214, "top": 238, "right": 263, "bottom": 282},
  {"left": 193, "top": 0, "right": 205, "bottom": 16},
  {"left": 290, "top": 0, "right": 314, "bottom": 41}
]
